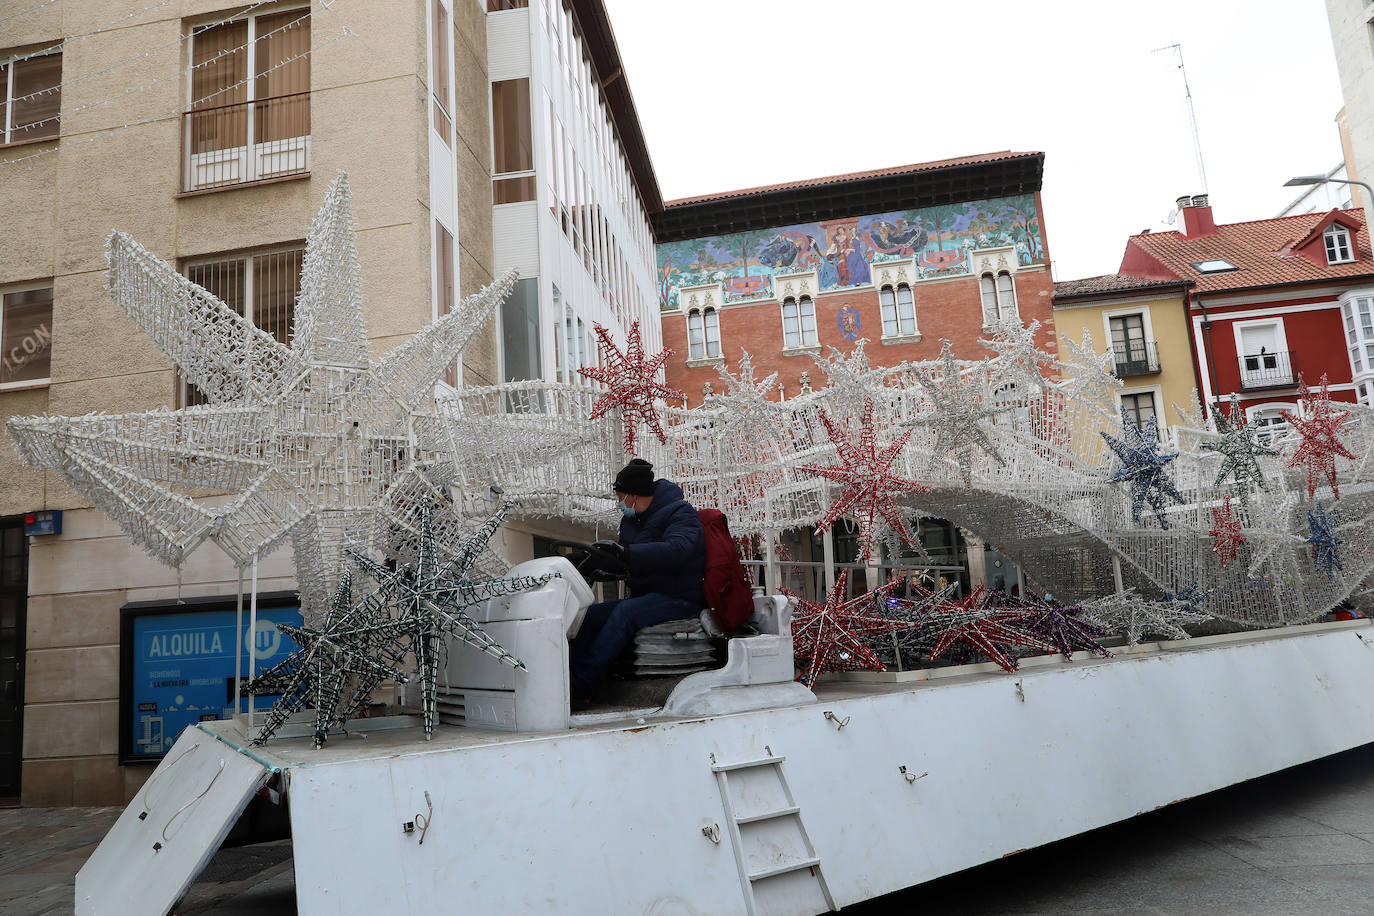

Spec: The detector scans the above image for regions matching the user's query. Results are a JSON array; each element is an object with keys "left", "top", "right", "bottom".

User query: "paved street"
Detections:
[{"left": 9, "top": 743, "right": 1374, "bottom": 914}]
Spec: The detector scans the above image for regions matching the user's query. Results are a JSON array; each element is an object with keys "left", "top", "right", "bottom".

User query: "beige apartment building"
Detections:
[{"left": 0, "top": 0, "right": 664, "bottom": 806}]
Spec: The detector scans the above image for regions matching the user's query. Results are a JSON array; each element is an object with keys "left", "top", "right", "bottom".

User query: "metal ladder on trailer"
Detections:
[{"left": 712, "top": 752, "right": 836, "bottom": 916}]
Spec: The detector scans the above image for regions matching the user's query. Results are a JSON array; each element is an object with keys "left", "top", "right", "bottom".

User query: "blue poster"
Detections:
[{"left": 129, "top": 606, "right": 302, "bottom": 757}]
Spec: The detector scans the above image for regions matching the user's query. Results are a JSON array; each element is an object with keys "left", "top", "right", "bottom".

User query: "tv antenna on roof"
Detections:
[{"left": 1153, "top": 42, "right": 1209, "bottom": 194}]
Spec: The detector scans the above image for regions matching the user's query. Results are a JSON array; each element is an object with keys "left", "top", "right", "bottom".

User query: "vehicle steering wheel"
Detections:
[{"left": 549, "top": 540, "right": 628, "bottom": 583}]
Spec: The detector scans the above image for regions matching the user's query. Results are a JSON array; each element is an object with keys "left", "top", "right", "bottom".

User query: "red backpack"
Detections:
[{"left": 697, "top": 508, "right": 755, "bottom": 636}]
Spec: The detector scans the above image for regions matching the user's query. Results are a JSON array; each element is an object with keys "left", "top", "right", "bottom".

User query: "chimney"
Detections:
[{"left": 1177, "top": 193, "right": 1217, "bottom": 239}]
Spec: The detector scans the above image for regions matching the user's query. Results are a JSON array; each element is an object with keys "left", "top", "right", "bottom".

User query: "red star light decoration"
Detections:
[
  {"left": 1208, "top": 495, "right": 1246, "bottom": 569},
  {"left": 928, "top": 586, "right": 1057, "bottom": 672},
  {"left": 799, "top": 398, "right": 929, "bottom": 562},
  {"left": 1282, "top": 375, "right": 1356, "bottom": 500},
  {"left": 787, "top": 571, "right": 920, "bottom": 686},
  {"left": 578, "top": 320, "right": 685, "bottom": 453}
]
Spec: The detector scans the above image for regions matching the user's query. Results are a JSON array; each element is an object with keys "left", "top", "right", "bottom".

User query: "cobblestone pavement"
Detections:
[{"left": 9, "top": 743, "right": 1374, "bottom": 914}]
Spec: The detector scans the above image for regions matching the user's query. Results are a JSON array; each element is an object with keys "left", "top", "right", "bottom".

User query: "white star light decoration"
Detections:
[
  {"left": 980, "top": 317, "right": 1058, "bottom": 390},
  {"left": 7, "top": 173, "right": 517, "bottom": 620},
  {"left": 906, "top": 340, "right": 1010, "bottom": 483},
  {"left": 578, "top": 320, "right": 685, "bottom": 454},
  {"left": 1055, "top": 328, "right": 1122, "bottom": 416}
]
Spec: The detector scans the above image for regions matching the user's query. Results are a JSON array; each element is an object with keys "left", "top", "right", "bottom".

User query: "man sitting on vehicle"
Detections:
[{"left": 569, "top": 458, "right": 705, "bottom": 699}]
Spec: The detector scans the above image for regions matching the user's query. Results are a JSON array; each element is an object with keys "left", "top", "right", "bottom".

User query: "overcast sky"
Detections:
[{"left": 602, "top": 0, "right": 1347, "bottom": 283}]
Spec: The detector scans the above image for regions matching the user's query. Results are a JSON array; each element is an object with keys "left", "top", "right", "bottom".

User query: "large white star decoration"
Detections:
[
  {"left": 811, "top": 338, "right": 890, "bottom": 414},
  {"left": 905, "top": 340, "right": 1010, "bottom": 483},
  {"left": 1055, "top": 328, "right": 1122, "bottom": 416},
  {"left": 710, "top": 349, "right": 784, "bottom": 437},
  {"left": 980, "top": 317, "right": 1059, "bottom": 390},
  {"left": 7, "top": 173, "right": 516, "bottom": 620},
  {"left": 578, "top": 320, "right": 684, "bottom": 454},
  {"left": 799, "top": 397, "right": 928, "bottom": 562}
]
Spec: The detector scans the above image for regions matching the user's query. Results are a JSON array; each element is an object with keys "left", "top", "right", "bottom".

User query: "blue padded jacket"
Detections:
[{"left": 619, "top": 479, "right": 705, "bottom": 606}]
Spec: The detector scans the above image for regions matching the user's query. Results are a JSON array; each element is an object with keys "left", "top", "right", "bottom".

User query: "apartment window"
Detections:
[
  {"left": 979, "top": 271, "right": 1018, "bottom": 324},
  {"left": 492, "top": 78, "right": 535, "bottom": 204},
  {"left": 1, "top": 50, "right": 61, "bottom": 146},
  {"left": 879, "top": 284, "right": 916, "bottom": 338},
  {"left": 184, "top": 9, "right": 311, "bottom": 191},
  {"left": 435, "top": 222, "right": 457, "bottom": 387},
  {"left": 1120, "top": 391, "right": 1158, "bottom": 433},
  {"left": 782, "top": 296, "right": 817, "bottom": 350},
  {"left": 501, "top": 279, "right": 541, "bottom": 382},
  {"left": 431, "top": 0, "right": 452, "bottom": 146},
  {"left": 1247, "top": 404, "right": 1289, "bottom": 446},
  {"left": 1325, "top": 224, "right": 1354, "bottom": 264},
  {"left": 687, "top": 307, "right": 721, "bottom": 361},
  {"left": 0, "top": 284, "right": 53, "bottom": 386},
  {"left": 180, "top": 246, "right": 303, "bottom": 405},
  {"left": 487, "top": 0, "right": 528, "bottom": 10}
]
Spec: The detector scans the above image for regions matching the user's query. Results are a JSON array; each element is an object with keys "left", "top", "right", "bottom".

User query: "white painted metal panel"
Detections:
[
  {"left": 493, "top": 201, "right": 540, "bottom": 280},
  {"left": 486, "top": 7, "right": 531, "bottom": 82},
  {"left": 278, "top": 624, "right": 1374, "bottom": 914},
  {"left": 429, "top": 129, "right": 455, "bottom": 234},
  {"left": 74, "top": 727, "right": 270, "bottom": 916}
]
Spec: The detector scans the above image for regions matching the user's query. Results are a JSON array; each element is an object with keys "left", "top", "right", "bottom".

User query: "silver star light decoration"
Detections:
[
  {"left": 1080, "top": 588, "right": 1211, "bottom": 646},
  {"left": 1200, "top": 394, "right": 1278, "bottom": 506},
  {"left": 1055, "top": 328, "right": 1122, "bottom": 416},
  {"left": 980, "top": 317, "right": 1058, "bottom": 391},
  {"left": 905, "top": 340, "right": 1010, "bottom": 483},
  {"left": 8, "top": 173, "right": 517, "bottom": 621}
]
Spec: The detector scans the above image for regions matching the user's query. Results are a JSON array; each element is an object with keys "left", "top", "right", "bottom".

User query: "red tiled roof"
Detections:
[
  {"left": 662, "top": 151, "right": 1041, "bottom": 208},
  {"left": 1053, "top": 274, "right": 1191, "bottom": 300},
  {"left": 1125, "top": 209, "right": 1374, "bottom": 294}
]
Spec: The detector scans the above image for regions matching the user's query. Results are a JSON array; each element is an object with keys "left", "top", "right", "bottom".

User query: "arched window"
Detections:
[
  {"left": 1325, "top": 224, "right": 1354, "bottom": 264},
  {"left": 879, "top": 283, "right": 917, "bottom": 337},
  {"left": 687, "top": 306, "right": 721, "bottom": 360},
  {"left": 781, "top": 295, "right": 817, "bottom": 349},
  {"left": 980, "top": 270, "right": 1019, "bottom": 324}
]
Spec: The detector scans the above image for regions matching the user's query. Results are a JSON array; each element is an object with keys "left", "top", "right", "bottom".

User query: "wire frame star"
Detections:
[
  {"left": 799, "top": 398, "right": 929, "bottom": 562},
  {"left": 244, "top": 572, "right": 410, "bottom": 748},
  {"left": 1306, "top": 502, "right": 1344, "bottom": 579},
  {"left": 578, "top": 320, "right": 685, "bottom": 454},
  {"left": 786, "top": 571, "right": 921, "bottom": 686},
  {"left": 1100, "top": 407, "right": 1184, "bottom": 528},
  {"left": 1209, "top": 495, "right": 1246, "bottom": 569},
  {"left": 928, "top": 586, "right": 1058, "bottom": 671},
  {"left": 1282, "top": 375, "right": 1357, "bottom": 501},
  {"left": 1018, "top": 596, "right": 1113, "bottom": 659},
  {"left": 710, "top": 350, "right": 784, "bottom": 435},
  {"left": 1080, "top": 587, "right": 1209, "bottom": 646},
  {"left": 346, "top": 501, "right": 553, "bottom": 739},
  {"left": 905, "top": 340, "right": 1010, "bottom": 483},
  {"left": 810, "top": 338, "right": 891, "bottom": 417},
  {"left": 1055, "top": 328, "right": 1122, "bottom": 417},
  {"left": 1200, "top": 394, "right": 1278, "bottom": 506},
  {"left": 980, "top": 317, "right": 1059, "bottom": 390},
  {"left": 6, "top": 173, "right": 516, "bottom": 621}
]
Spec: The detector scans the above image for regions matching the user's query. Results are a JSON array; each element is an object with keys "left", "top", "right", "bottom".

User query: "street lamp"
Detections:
[{"left": 1284, "top": 174, "right": 1374, "bottom": 206}]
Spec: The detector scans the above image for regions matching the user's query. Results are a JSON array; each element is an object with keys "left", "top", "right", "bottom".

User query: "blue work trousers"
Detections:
[{"left": 569, "top": 593, "right": 700, "bottom": 692}]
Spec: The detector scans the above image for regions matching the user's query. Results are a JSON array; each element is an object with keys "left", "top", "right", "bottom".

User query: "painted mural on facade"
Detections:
[{"left": 656, "top": 194, "right": 1044, "bottom": 311}]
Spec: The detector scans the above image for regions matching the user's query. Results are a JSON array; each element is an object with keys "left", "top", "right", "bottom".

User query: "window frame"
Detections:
[
  {"left": 1115, "top": 384, "right": 1166, "bottom": 440},
  {"left": 1232, "top": 317, "right": 1291, "bottom": 388},
  {"left": 781, "top": 295, "right": 818, "bottom": 350},
  {"left": 0, "top": 279, "right": 54, "bottom": 390},
  {"left": 686, "top": 306, "right": 721, "bottom": 361},
  {"left": 879, "top": 283, "right": 917, "bottom": 339},
  {"left": 1, "top": 48, "right": 62, "bottom": 147},
  {"left": 980, "top": 270, "right": 1019, "bottom": 325},
  {"left": 430, "top": 0, "right": 453, "bottom": 147},
  {"left": 1325, "top": 224, "right": 1354, "bottom": 265}
]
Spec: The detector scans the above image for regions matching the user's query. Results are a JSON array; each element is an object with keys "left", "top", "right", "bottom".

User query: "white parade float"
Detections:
[{"left": 19, "top": 175, "right": 1374, "bottom": 915}]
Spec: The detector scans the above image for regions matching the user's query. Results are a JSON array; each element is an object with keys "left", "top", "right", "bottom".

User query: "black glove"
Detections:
[{"left": 592, "top": 540, "right": 628, "bottom": 569}]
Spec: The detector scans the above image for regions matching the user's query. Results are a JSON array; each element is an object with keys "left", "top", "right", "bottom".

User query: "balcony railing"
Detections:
[
  {"left": 1112, "top": 340, "right": 1161, "bottom": 377},
  {"left": 1238, "top": 350, "right": 1297, "bottom": 390},
  {"left": 182, "top": 91, "right": 310, "bottom": 192}
]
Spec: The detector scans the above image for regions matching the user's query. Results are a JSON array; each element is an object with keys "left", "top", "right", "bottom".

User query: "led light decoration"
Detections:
[
  {"left": 1201, "top": 395, "right": 1278, "bottom": 505},
  {"left": 979, "top": 318, "right": 1058, "bottom": 391},
  {"left": 1306, "top": 502, "right": 1344, "bottom": 579},
  {"left": 1283, "top": 376, "right": 1356, "bottom": 500},
  {"left": 1101, "top": 408, "right": 1183, "bottom": 528},
  {"left": 1080, "top": 588, "right": 1211, "bottom": 646},
  {"left": 578, "top": 320, "right": 685, "bottom": 454},
  {"left": 905, "top": 341, "right": 1010, "bottom": 483},
  {"left": 798, "top": 398, "right": 928, "bottom": 562},
  {"left": 1209, "top": 495, "right": 1246, "bottom": 569},
  {"left": 786, "top": 571, "right": 921, "bottom": 686},
  {"left": 1056, "top": 329, "right": 1123, "bottom": 417},
  {"left": 927, "top": 586, "right": 1058, "bottom": 671},
  {"left": 7, "top": 174, "right": 518, "bottom": 621}
]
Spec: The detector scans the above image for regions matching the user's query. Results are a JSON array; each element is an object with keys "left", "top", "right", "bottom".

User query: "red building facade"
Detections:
[
  {"left": 1120, "top": 196, "right": 1374, "bottom": 433},
  {"left": 650, "top": 153, "right": 1056, "bottom": 405}
]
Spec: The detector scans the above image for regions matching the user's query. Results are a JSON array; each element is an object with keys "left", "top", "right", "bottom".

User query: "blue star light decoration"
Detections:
[
  {"left": 1200, "top": 394, "right": 1277, "bottom": 506},
  {"left": 1305, "top": 503, "right": 1344, "bottom": 579},
  {"left": 1100, "top": 408, "right": 1183, "bottom": 528}
]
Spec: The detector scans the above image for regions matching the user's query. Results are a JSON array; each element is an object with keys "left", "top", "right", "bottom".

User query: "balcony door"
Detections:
[
  {"left": 1238, "top": 322, "right": 1290, "bottom": 387},
  {"left": 1109, "top": 314, "right": 1148, "bottom": 374}
]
